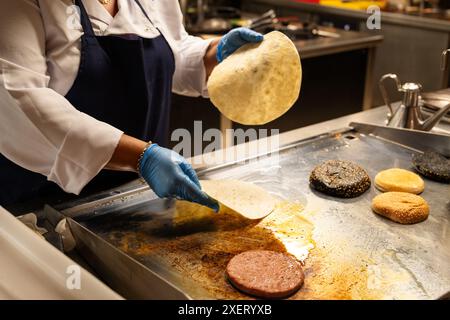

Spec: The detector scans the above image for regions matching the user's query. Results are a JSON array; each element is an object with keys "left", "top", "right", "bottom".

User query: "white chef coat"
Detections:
[{"left": 0, "top": 0, "right": 212, "bottom": 195}]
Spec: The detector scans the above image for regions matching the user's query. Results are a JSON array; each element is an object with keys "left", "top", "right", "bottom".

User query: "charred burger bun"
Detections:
[
  {"left": 309, "top": 160, "right": 371, "bottom": 198},
  {"left": 412, "top": 151, "right": 450, "bottom": 183}
]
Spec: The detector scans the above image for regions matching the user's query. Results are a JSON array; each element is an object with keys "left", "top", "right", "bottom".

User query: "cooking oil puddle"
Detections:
[
  {"left": 259, "top": 201, "right": 315, "bottom": 263},
  {"left": 171, "top": 199, "right": 316, "bottom": 298},
  {"left": 169, "top": 199, "right": 316, "bottom": 264},
  {"left": 299, "top": 239, "right": 385, "bottom": 300},
  {"left": 111, "top": 198, "right": 315, "bottom": 299}
]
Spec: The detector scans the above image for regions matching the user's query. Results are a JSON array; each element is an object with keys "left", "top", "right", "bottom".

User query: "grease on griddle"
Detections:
[
  {"left": 107, "top": 200, "right": 314, "bottom": 299},
  {"left": 309, "top": 160, "right": 371, "bottom": 198},
  {"left": 112, "top": 202, "right": 288, "bottom": 299},
  {"left": 412, "top": 151, "right": 450, "bottom": 183}
]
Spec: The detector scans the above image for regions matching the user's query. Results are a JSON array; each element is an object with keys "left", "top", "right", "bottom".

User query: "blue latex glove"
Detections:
[
  {"left": 216, "top": 27, "right": 264, "bottom": 63},
  {"left": 139, "top": 144, "right": 219, "bottom": 212}
]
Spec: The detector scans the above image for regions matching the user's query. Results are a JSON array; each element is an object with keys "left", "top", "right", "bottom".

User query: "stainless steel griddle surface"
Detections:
[{"left": 70, "top": 129, "right": 450, "bottom": 300}]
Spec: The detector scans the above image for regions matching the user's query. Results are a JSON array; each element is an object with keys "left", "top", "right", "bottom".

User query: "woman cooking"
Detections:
[{"left": 0, "top": 0, "right": 263, "bottom": 209}]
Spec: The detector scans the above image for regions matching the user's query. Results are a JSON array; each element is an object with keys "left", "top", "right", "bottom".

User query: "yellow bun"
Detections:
[
  {"left": 374, "top": 168, "right": 424, "bottom": 194},
  {"left": 371, "top": 192, "right": 429, "bottom": 224}
]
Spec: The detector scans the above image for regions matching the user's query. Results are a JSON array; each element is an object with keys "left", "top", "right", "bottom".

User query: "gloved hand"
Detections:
[
  {"left": 139, "top": 144, "right": 219, "bottom": 212},
  {"left": 216, "top": 27, "right": 264, "bottom": 63}
]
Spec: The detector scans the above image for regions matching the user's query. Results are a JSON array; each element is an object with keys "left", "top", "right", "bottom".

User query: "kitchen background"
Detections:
[{"left": 170, "top": 0, "right": 450, "bottom": 154}]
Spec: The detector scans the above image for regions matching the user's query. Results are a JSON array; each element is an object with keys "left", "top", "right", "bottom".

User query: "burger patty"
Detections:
[
  {"left": 309, "top": 160, "right": 371, "bottom": 198},
  {"left": 226, "top": 250, "right": 304, "bottom": 299},
  {"left": 412, "top": 151, "right": 450, "bottom": 183}
]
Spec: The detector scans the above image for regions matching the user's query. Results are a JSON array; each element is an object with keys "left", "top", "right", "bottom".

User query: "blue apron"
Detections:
[{"left": 0, "top": 0, "right": 175, "bottom": 207}]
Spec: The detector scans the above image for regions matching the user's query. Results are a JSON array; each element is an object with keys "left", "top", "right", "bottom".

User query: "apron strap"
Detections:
[{"left": 74, "top": 0, "right": 96, "bottom": 37}]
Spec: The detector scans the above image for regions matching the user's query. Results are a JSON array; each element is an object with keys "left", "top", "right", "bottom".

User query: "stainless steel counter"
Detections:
[
  {"left": 57, "top": 107, "right": 395, "bottom": 212},
  {"left": 244, "top": 0, "right": 450, "bottom": 32},
  {"left": 51, "top": 103, "right": 450, "bottom": 300},
  {"left": 198, "top": 23, "right": 382, "bottom": 60},
  {"left": 196, "top": 105, "right": 449, "bottom": 168},
  {"left": 57, "top": 106, "right": 448, "bottom": 206},
  {"left": 56, "top": 105, "right": 450, "bottom": 300},
  {"left": 293, "top": 27, "right": 382, "bottom": 59}
]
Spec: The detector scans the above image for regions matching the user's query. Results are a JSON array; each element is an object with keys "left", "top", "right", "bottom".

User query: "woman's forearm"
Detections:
[
  {"left": 107, "top": 39, "right": 220, "bottom": 173},
  {"left": 105, "top": 134, "right": 148, "bottom": 172},
  {"left": 204, "top": 38, "right": 220, "bottom": 79}
]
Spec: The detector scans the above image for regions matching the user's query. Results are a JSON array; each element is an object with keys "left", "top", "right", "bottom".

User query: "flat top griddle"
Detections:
[{"left": 62, "top": 128, "right": 450, "bottom": 300}]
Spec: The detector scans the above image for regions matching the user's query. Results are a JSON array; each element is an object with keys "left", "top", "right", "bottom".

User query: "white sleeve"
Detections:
[
  {"left": 160, "top": 0, "right": 214, "bottom": 97},
  {"left": 0, "top": 0, "right": 123, "bottom": 195},
  {"left": 172, "top": 32, "right": 213, "bottom": 98}
]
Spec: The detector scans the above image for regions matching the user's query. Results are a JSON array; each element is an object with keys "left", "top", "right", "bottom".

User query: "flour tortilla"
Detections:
[
  {"left": 200, "top": 180, "right": 277, "bottom": 219},
  {"left": 207, "top": 31, "right": 302, "bottom": 125}
]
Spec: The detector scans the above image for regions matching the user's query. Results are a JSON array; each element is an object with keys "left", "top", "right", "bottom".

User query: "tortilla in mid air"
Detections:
[
  {"left": 207, "top": 31, "right": 302, "bottom": 125},
  {"left": 200, "top": 180, "right": 277, "bottom": 220}
]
